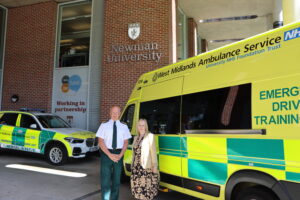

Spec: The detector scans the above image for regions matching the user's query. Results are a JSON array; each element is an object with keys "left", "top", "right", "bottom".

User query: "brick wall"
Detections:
[
  {"left": 2, "top": 2, "right": 57, "bottom": 112},
  {"left": 100, "top": 0, "right": 173, "bottom": 121}
]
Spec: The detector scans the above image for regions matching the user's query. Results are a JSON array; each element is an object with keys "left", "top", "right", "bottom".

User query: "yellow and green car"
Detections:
[{"left": 0, "top": 111, "right": 98, "bottom": 165}]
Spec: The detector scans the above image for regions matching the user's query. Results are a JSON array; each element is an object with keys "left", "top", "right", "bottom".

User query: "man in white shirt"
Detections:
[{"left": 96, "top": 106, "right": 132, "bottom": 200}]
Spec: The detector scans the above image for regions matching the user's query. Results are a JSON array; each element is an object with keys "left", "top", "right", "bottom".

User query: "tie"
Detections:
[{"left": 112, "top": 121, "right": 117, "bottom": 149}]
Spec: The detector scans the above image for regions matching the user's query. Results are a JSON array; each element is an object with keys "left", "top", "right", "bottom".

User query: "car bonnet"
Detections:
[{"left": 43, "top": 128, "right": 96, "bottom": 139}]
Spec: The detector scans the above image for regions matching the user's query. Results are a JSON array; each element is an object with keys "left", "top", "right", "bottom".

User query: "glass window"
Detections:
[
  {"left": 37, "top": 115, "right": 70, "bottom": 128},
  {"left": 182, "top": 84, "right": 251, "bottom": 132},
  {"left": 20, "top": 114, "right": 40, "bottom": 130},
  {"left": 177, "top": 7, "right": 187, "bottom": 61},
  {"left": 121, "top": 104, "right": 135, "bottom": 131},
  {"left": 197, "top": 35, "right": 202, "bottom": 54},
  {"left": 140, "top": 97, "right": 181, "bottom": 134},
  {"left": 56, "top": 1, "right": 92, "bottom": 67},
  {"left": 0, "top": 113, "right": 18, "bottom": 126}
]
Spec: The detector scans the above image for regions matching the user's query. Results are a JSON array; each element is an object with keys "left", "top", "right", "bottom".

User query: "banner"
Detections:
[{"left": 52, "top": 67, "right": 88, "bottom": 129}]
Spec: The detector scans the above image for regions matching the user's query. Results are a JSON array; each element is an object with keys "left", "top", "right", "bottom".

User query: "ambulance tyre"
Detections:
[
  {"left": 235, "top": 186, "right": 279, "bottom": 200},
  {"left": 46, "top": 142, "right": 68, "bottom": 166}
]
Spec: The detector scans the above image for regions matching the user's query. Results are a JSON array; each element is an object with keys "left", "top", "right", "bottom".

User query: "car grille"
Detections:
[{"left": 86, "top": 138, "right": 94, "bottom": 147}]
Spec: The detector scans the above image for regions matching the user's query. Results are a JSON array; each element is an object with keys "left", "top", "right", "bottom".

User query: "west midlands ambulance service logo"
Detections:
[
  {"left": 61, "top": 75, "right": 82, "bottom": 93},
  {"left": 128, "top": 23, "right": 140, "bottom": 40},
  {"left": 152, "top": 72, "right": 158, "bottom": 82}
]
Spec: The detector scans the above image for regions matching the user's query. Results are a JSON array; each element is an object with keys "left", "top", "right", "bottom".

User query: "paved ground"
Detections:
[{"left": 0, "top": 150, "right": 199, "bottom": 200}]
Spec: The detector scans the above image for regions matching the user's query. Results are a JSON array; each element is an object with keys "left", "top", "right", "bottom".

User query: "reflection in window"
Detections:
[
  {"left": 182, "top": 84, "right": 251, "bottom": 131},
  {"left": 140, "top": 97, "right": 180, "bottom": 134},
  {"left": 0, "top": 113, "right": 18, "bottom": 126},
  {"left": 57, "top": 1, "right": 91, "bottom": 67},
  {"left": 20, "top": 114, "right": 39, "bottom": 129},
  {"left": 37, "top": 115, "right": 70, "bottom": 128}
]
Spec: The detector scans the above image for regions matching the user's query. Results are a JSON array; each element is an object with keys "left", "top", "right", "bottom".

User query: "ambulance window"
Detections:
[
  {"left": 0, "top": 113, "right": 18, "bottom": 126},
  {"left": 20, "top": 114, "right": 40, "bottom": 130},
  {"left": 140, "top": 96, "right": 180, "bottom": 134},
  {"left": 182, "top": 83, "right": 251, "bottom": 132},
  {"left": 121, "top": 104, "right": 135, "bottom": 131}
]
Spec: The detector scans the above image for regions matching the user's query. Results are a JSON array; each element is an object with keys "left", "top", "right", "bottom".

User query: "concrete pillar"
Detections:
[
  {"left": 273, "top": 0, "right": 283, "bottom": 28},
  {"left": 283, "top": 0, "right": 300, "bottom": 25},
  {"left": 87, "top": 0, "right": 104, "bottom": 131}
]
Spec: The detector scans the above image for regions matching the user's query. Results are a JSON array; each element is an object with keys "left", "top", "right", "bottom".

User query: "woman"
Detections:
[{"left": 131, "top": 119, "right": 159, "bottom": 200}]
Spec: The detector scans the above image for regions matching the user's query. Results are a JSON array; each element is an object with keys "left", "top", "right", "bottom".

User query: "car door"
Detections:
[
  {"left": 19, "top": 114, "right": 41, "bottom": 153},
  {"left": 121, "top": 103, "right": 136, "bottom": 173},
  {"left": 0, "top": 113, "right": 19, "bottom": 148},
  {"left": 139, "top": 96, "right": 182, "bottom": 187}
]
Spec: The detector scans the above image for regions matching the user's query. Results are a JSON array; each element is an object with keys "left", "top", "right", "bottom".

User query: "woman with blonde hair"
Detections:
[{"left": 131, "top": 119, "right": 159, "bottom": 200}]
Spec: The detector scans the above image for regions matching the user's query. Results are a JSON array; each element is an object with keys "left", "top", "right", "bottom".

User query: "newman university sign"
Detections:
[
  {"left": 128, "top": 23, "right": 140, "bottom": 40},
  {"left": 105, "top": 42, "right": 162, "bottom": 63},
  {"left": 105, "top": 23, "right": 163, "bottom": 63}
]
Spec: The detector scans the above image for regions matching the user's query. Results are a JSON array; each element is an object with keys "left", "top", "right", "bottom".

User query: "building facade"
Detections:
[
  {"left": 0, "top": 0, "right": 200, "bottom": 131},
  {"left": 0, "top": 0, "right": 291, "bottom": 131}
]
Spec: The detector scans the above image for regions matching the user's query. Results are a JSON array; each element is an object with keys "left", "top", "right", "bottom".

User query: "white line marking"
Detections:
[{"left": 6, "top": 164, "right": 87, "bottom": 178}]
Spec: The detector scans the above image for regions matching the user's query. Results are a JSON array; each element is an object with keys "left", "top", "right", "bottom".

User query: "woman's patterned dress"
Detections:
[{"left": 131, "top": 135, "right": 159, "bottom": 200}]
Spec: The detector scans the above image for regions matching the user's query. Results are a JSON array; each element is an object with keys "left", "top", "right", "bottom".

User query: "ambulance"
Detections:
[
  {"left": 0, "top": 111, "right": 98, "bottom": 165},
  {"left": 121, "top": 21, "right": 300, "bottom": 200}
]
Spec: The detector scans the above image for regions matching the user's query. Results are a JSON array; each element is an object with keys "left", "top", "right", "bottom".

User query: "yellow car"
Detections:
[{"left": 0, "top": 111, "right": 98, "bottom": 165}]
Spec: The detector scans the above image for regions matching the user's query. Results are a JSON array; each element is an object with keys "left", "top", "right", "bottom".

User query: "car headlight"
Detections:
[{"left": 64, "top": 137, "right": 84, "bottom": 144}]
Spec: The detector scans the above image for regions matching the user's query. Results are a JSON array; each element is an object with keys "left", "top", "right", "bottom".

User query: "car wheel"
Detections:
[
  {"left": 46, "top": 143, "right": 67, "bottom": 165},
  {"left": 235, "top": 186, "right": 279, "bottom": 200}
]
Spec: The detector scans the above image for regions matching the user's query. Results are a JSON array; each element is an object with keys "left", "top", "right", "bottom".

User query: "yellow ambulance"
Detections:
[
  {"left": 0, "top": 110, "right": 98, "bottom": 165},
  {"left": 121, "top": 21, "right": 300, "bottom": 200}
]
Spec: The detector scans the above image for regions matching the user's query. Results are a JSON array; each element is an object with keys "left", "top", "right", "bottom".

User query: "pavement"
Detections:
[{"left": 0, "top": 150, "right": 199, "bottom": 200}]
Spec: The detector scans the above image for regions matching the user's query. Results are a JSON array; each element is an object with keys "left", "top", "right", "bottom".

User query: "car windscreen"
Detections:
[{"left": 36, "top": 115, "right": 71, "bottom": 128}]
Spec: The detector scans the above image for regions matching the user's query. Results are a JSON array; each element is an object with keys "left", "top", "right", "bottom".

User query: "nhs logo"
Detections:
[{"left": 284, "top": 28, "right": 300, "bottom": 41}]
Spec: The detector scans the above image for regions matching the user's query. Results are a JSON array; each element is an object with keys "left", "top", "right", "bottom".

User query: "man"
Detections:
[{"left": 96, "top": 106, "right": 132, "bottom": 200}]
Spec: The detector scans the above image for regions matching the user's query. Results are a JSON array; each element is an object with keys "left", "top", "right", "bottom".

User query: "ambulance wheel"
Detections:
[
  {"left": 235, "top": 186, "right": 279, "bottom": 200},
  {"left": 46, "top": 143, "right": 68, "bottom": 165}
]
